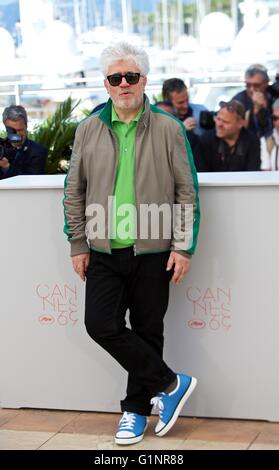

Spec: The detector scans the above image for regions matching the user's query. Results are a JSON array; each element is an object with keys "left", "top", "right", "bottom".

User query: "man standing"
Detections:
[
  {"left": 232, "top": 64, "right": 273, "bottom": 138},
  {"left": 0, "top": 105, "right": 47, "bottom": 179},
  {"left": 197, "top": 100, "right": 261, "bottom": 172},
  {"left": 63, "top": 42, "right": 200, "bottom": 445}
]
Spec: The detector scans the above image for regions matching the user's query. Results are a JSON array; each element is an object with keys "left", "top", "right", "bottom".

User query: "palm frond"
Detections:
[{"left": 31, "top": 97, "right": 80, "bottom": 174}]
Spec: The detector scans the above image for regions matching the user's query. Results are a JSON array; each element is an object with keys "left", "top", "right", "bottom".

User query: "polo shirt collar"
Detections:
[{"left": 111, "top": 104, "right": 144, "bottom": 124}]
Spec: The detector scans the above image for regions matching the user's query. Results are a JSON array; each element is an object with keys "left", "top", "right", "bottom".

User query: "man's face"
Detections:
[
  {"left": 169, "top": 89, "right": 189, "bottom": 118},
  {"left": 272, "top": 107, "right": 279, "bottom": 133},
  {"left": 245, "top": 73, "right": 268, "bottom": 99},
  {"left": 5, "top": 118, "right": 27, "bottom": 147},
  {"left": 104, "top": 60, "right": 147, "bottom": 111},
  {"left": 215, "top": 108, "right": 244, "bottom": 140}
]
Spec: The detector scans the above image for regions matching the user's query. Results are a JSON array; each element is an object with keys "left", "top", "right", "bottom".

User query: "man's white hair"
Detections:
[{"left": 100, "top": 41, "right": 150, "bottom": 77}]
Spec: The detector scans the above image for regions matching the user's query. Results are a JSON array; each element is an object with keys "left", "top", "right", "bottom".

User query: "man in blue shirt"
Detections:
[{"left": 162, "top": 77, "right": 208, "bottom": 136}]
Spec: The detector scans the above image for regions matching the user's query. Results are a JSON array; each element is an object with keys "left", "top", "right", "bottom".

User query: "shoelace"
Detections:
[
  {"left": 119, "top": 412, "right": 136, "bottom": 430},
  {"left": 150, "top": 395, "right": 165, "bottom": 418}
]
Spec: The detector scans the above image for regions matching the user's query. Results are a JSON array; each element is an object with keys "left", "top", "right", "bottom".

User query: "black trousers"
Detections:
[{"left": 85, "top": 247, "right": 177, "bottom": 416}]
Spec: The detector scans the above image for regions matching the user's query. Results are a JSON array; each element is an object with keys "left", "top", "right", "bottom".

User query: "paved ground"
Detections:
[{"left": 1, "top": 408, "right": 279, "bottom": 450}]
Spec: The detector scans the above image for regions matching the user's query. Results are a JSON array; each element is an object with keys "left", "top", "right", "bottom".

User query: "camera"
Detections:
[
  {"left": 0, "top": 139, "right": 17, "bottom": 160},
  {"left": 0, "top": 126, "right": 22, "bottom": 161},
  {"left": 199, "top": 110, "right": 216, "bottom": 130},
  {"left": 268, "top": 73, "right": 279, "bottom": 101}
]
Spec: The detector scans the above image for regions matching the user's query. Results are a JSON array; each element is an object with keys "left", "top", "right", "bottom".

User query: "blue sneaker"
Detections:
[
  {"left": 151, "top": 373, "right": 197, "bottom": 437},
  {"left": 115, "top": 412, "right": 148, "bottom": 445}
]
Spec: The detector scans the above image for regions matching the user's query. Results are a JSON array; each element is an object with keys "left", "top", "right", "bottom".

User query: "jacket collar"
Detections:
[{"left": 99, "top": 94, "right": 150, "bottom": 129}]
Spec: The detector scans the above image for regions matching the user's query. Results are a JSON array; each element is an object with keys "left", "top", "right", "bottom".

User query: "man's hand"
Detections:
[
  {"left": 183, "top": 117, "right": 196, "bottom": 131},
  {"left": 0, "top": 157, "right": 10, "bottom": 169},
  {"left": 72, "top": 253, "right": 90, "bottom": 281},
  {"left": 252, "top": 91, "right": 267, "bottom": 113},
  {"left": 166, "top": 252, "right": 191, "bottom": 284}
]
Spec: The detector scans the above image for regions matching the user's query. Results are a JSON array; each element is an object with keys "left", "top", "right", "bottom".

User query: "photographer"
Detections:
[
  {"left": 197, "top": 100, "right": 260, "bottom": 172},
  {"left": 0, "top": 105, "right": 47, "bottom": 180},
  {"left": 162, "top": 78, "right": 208, "bottom": 136},
  {"left": 232, "top": 64, "right": 273, "bottom": 138},
  {"left": 162, "top": 78, "right": 208, "bottom": 163}
]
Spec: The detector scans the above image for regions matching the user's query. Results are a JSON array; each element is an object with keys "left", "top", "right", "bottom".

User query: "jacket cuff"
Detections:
[
  {"left": 172, "top": 249, "right": 192, "bottom": 260},
  {"left": 70, "top": 238, "right": 90, "bottom": 257}
]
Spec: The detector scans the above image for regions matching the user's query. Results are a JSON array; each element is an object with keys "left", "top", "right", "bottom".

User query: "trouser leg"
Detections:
[
  {"left": 121, "top": 251, "right": 175, "bottom": 415},
  {"left": 85, "top": 248, "right": 176, "bottom": 416}
]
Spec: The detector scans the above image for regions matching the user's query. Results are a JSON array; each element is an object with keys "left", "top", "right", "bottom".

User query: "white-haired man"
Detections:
[{"left": 63, "top": 42, "right": 200, "bottom": 445}]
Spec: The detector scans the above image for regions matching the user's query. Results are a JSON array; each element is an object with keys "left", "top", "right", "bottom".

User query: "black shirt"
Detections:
[{"left": 196, "top": 128, "right": 261, "bottom": 172}]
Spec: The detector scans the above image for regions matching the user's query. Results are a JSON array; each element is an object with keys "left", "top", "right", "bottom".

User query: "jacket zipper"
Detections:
[
  {"left": 133, "top": 124, "right": 139, "bottom": 256},
  {"left": 109, "top": 131, "right": 120, "bottom": 254}
]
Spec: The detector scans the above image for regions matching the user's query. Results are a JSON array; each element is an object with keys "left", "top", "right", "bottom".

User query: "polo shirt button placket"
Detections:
[{"left": 125, "top": 132, "right": 128, "bottom": 152}]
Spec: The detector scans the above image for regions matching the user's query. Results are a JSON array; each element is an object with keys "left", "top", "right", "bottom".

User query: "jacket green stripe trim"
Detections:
[
  {"left": 150, "top": 105, "right": 200, "bottom": 255},
  {"left": 63, "top": 167, "right": 72, "bottom": 240},
  {"left": 99, "top": 99, "right": 113, "bottom": 128},
  {"left": 90, "top": 247, "right": 112, "bottom": 255},
  {"left": 181, "top": 124, "right": 200, "bottom": 254}
]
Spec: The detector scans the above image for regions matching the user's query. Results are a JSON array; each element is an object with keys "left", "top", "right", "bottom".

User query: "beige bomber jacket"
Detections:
[{"left": 63, "top": 96, "right": 200, "bottom": 258}]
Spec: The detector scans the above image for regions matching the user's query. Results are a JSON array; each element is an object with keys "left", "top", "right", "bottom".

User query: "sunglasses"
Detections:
[
  {"left": 272, "top": 115, "right": 279, "bottom": 121},
  {"left": 106, "top": 72, "right": 142, "bottom": 87},
  {"left": 246, "top": 82, "right": 265, "bottom": 89}
]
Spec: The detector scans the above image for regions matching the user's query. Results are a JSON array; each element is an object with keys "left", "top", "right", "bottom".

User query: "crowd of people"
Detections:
[
  {"left": 155, "top": 64, "right": 278, "bottom": 172},
  {"left": 0, "top": 63, "right": 278, "bottom": 180}
]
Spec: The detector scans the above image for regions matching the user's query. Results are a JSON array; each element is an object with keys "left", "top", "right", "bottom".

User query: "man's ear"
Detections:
[{"left": 237, "top": 117, "right": 245, "bottom": 130}]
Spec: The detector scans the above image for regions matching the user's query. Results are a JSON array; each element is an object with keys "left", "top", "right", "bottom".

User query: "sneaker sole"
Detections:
[
  {"left": 115, "top": 423, "right": 148, "bottom": 446},
  {"left": 155, "top": 376, "right": 197, "bottom": 437}
]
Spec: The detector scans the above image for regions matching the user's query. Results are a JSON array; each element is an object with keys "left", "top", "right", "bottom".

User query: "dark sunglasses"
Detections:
[
  {"left": 106, "top": 72, "right": 142, "bottom": 87},
  {"left": 246, "top": 82, "right": 265, "bottom": 89},
  {"left": 272, "top": 115, "right": 279, "bottom": 121}
]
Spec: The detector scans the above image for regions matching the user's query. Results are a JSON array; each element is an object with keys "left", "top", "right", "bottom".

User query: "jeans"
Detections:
[{"left": 85, "top": 247, "right": 176, "bottom": 416}]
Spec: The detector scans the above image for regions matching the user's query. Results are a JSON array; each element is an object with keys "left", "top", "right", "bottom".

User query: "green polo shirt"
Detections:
[{"left": 111, "top": 105, "right": 143, "bottom": 249}]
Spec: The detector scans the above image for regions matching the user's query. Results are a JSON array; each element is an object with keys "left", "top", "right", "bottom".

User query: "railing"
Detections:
[{"left": 0, "top": 69, "right": 276, "bottom": 128}]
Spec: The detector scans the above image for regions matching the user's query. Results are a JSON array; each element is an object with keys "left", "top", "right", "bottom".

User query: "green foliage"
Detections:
[
  {"left": 31, "top": 97, "right": 80, "bottom": 174},
  {"left": 211, "top": 0, "right": 231, "bottom": 16},
  {"left": 151, "top": 92, "right": 163, "bottom": 104}
]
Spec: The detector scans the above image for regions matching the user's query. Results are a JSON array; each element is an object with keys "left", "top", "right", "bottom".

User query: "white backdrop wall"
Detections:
[{"left": 0, "top": 173, "right": 279, "bottom": 420}]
